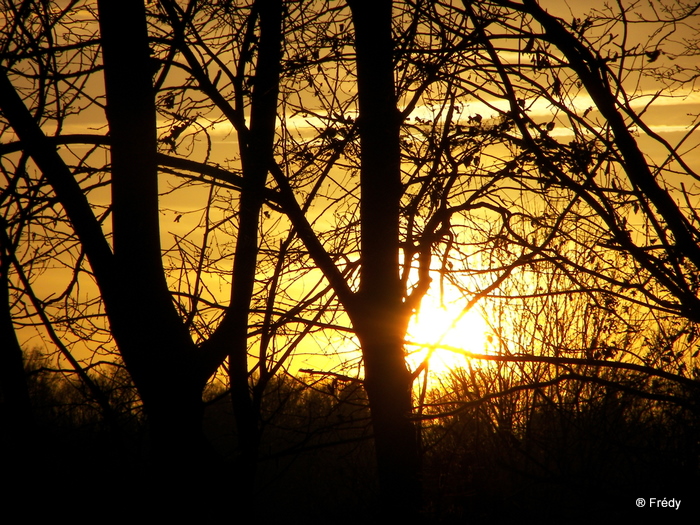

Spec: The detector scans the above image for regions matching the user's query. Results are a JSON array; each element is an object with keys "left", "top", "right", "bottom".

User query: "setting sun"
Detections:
[{"left": 406, "top": 290, "right": 493, "bottom": 376}]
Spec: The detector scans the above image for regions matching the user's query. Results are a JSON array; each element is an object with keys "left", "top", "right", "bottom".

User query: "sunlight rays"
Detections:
[{"left": 406, "top": 288, "right": 494, "bottom": 378}]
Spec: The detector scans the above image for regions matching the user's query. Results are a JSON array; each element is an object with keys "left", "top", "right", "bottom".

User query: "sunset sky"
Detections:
[{"left": 5, "top": 0, "right": 700, "bottom": 382}]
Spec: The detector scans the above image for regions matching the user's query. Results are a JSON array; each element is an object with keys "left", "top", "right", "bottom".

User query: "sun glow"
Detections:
[{"left": 406, "top": 291, "right": 493, "bottom": 376}]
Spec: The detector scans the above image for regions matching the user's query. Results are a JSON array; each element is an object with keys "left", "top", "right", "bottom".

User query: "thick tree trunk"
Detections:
[
  {"left": 356, "top": 317, "right": 422, "bottom": 517},
  {"left": 348, "top": 0, "right": 422, "bottom": 516},
  {"left": 97, "top": 0, "right": 211, "bottom": 474}
]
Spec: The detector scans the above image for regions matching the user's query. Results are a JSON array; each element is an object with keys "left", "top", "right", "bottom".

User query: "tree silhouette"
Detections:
[
  {"left": 450, "top": 0, "right": 700, "bottom": 388},
  {"left": 1, "top": 0, "right": 699, "bottom": 519},
  {"left": 0, "top": 0, "right": 290, "bottom": 496}
]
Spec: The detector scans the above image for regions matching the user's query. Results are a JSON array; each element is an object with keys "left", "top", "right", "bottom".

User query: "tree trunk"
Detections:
[
  {"left": 356, "top": 318, "right": 422, "bottom": 517},
  {"left": 348, "top": 0, "right": 422, "bottom": 515},
  {"left": 0, "top": 219, "right": 34, "bottom": 469},
  {"left": 97, "top": 0, "right": 211, "bottom": 474},
  {"left": 187, "top": 0, "right": 283, "bottom": 493}
]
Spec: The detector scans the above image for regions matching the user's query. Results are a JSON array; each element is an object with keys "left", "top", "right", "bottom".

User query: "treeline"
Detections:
[{"left": 10, "top": 350, "right": 698, "bottom": 522}]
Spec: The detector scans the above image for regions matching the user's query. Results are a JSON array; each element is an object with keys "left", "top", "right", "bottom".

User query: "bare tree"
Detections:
[
  {"left": 453, "top": 0, "right": 700, "bottom": 380},
  {"left": 0, "top": 1, "right": 294, "bottom": 497},
  {"left": 3, "top": 0, "right": 700, "bottom": 518}
]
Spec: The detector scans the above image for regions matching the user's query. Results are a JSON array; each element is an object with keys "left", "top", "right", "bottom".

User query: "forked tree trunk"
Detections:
[{"left": 97, "top": 0, "right": 213, "bottom": 478}]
